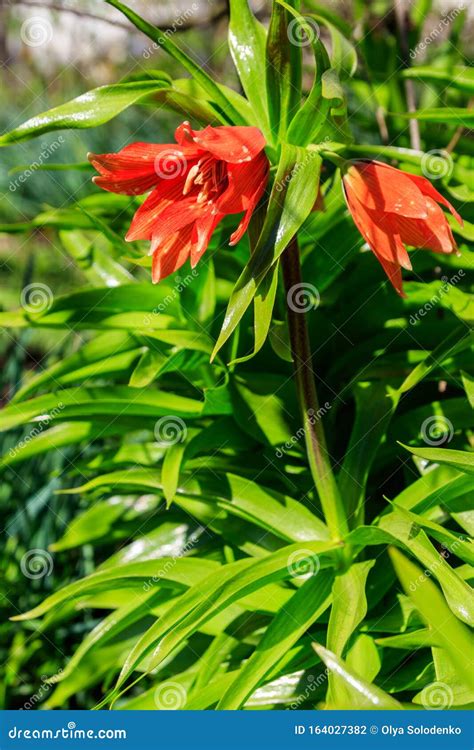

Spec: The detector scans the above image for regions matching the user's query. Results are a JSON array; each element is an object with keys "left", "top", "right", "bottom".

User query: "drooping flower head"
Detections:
[
  {"left": 342, "top": 160, "right": 462, "bottom": 295},
  {"left": 89, "top": 122, "right": 269, "bottom": 282}
]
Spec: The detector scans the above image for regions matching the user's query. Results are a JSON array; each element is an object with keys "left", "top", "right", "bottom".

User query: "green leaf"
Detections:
[
  {"left": 321, "top": 18, "right": 357, "bottom": 78},
  {"left": 278, "top": 2, "right": 351, "bottom": 145},
  {"left": 12, "top": 558, "right": 219, "bottom": 621},
  {"left": 339, "top": 383, "right": 398, "bottom": 524},
  {"left": 217, "top": 572, "right": 333, "bottom": 708},
  {"left": 0, "top": 284, "right": 184, "bottom": 332},
  {"left": 266, "top": 1, "right": 302, "bottom": 140},
  {"left": 231, "top": 374, "right": 294, "bottom": 446},
  {"left": 229, "top": 260, "right": 279, "bottom": 365},
  {"left": 228, "top": 0, "right": 270, "bottom": 138},
  {"left": 400, "top": 443, "right": 474, "bottom": 475},
  {"left": 53, "top": 589, "right": 165, "bottom": 684},
  {"left": 462, "top": 371, "right": 474, "bottom": 408},
  {"left": 396, "top": 329, "right": 472, "bottom": 396},
  {"left": 346, "top": 635, "right": 381, "bottom": 684},
  {"left": 327, "top": 562, "right": 375, "bottom": 657},
  {"left": 380, "top": 510, "right": 474, "bottom": 626},
  {"left": 312, "top": 644, "right": 402, "bottom": 709},
  {"left": 59, "top": 230, "right": 134, "bottom": 287},
  {"left": 105, "top": 0, "right": 244, "bottom": 126},
  {"left": 390, "top": 504, "right": 474, "bottom": 566},
  {"left": 416, "top": 644, "right": 474, "bottom": 707},
  {"left": 389, "top": 547, "right": 474, "bottom": 687},
  {"left": 128, "top": 349, "right": 168, "bottom": 388},
  {"left": 212, "top": 145, "right": 322, "bottom": 359},
  {"left": 12, "top": 332, "right": 136, "bottom": 401},
  {"left": 213, "top": 473, "right": 330, "bottom": 543},
  {"left": 112, "top": 541, "right": 340, "bottom": 699},
  {"left": 375, "top": 629, "right": 437, "bottom": 650},
  {"left": 162, "top": 440, "right": 188, "bottom": 506},
  {"left": 392, "top": 464, "right": 473, "bottom": 514},
  {"left": 402, "top": 67, "right": 474, "bottom": 94},
  {"left": 0, "top": 421, "right": 126, "bottom": 469},
  {"left": 0, "top": 80, "right": 171, "bottom": 145},
  {"left": 0, "top": 386, "right": 207, "bottom": 433},
  {"left": 396, "top": 107, "right": 474, "bottom": 125},
  {"left": 326, "top": 561, "right": 375, "bottom": 705}
]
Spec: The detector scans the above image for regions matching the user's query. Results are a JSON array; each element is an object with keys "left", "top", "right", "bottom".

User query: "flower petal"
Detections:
[
  {"left": 217, "top": 152, "right": 269, "bottom": 215},
  {"left": 394, "top": 196, "right": 458, "bottom": 255},
  {"left": 375, "top": 255, "right": 406, "bottom": 297},
  {"left": 344, "top": 161, "right": 428, "bottom": 219},
  {"left": 405, "top": 172, "right": 463, "bottom": 225},
  {"left": 89, "top": 143, "right": 197, "bottom": 195},
  {"left": 151, "top": 224, "right": 194, "bottom": 283},
  {"left": 147, "top": 196, "right": 203, "bottom": 247},
  {"left": 190, "top": 209, "right": 223, "bottom": 267},
  {"left": 344, "top": 189, "right": 412, "bottom": 270},
  {"left": 175, "top": 121, "right": 266, "bottom": 163},
  {"left": 344, "top": 189, "right": 408, "bottom": 294},
  {"left": 125, "top": 177, "right": 187, "bottom": 241}
]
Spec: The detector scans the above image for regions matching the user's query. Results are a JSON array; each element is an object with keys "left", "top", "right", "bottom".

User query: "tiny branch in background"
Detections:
[
  {"left": 12, "top": 1, "right": 229, "bottom": 34},
  {"left": 394, "top": 0, "right": 421, "bottom": 150},
  {"left": 446, "top": 96, "right": 474, "bottom": 153}
]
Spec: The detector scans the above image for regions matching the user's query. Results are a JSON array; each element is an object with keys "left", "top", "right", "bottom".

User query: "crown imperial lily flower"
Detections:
[
  {"left": 88, "top": 122, "right": 269, "bottom": 282},
  {"left": 342, "top": 160, "right": 462, "bottom": 296}
]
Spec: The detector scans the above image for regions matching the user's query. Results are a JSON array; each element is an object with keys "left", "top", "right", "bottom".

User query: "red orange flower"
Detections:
[
  {"left": 89, "top": 121, "right": 269, "bottom": 282},
  {"left": 342, "top": 160, "right": 462, "bottom": 295}
]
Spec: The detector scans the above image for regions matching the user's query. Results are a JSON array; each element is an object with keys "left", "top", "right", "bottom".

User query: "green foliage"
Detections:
[{"left": 0, "top": 0, "right": 472, "bottom": 713}]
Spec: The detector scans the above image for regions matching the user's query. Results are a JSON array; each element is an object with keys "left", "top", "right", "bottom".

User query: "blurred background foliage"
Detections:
[{"left": 0, "top": 0, "right": 473, "bottom": 710}]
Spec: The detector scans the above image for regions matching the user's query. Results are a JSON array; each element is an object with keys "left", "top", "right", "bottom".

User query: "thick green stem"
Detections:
[{"left": 282, "top": 238, "right": 348, "bottom": 541}]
